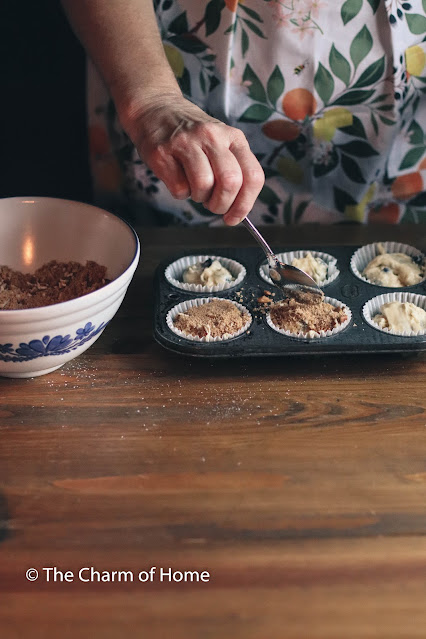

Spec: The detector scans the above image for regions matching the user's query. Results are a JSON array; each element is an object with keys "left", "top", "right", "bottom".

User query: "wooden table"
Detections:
[{"left": 1, "top": 224, "right": 426, "bottom": 639}]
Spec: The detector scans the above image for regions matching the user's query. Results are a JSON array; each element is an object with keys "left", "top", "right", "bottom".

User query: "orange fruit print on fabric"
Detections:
[
  {"left": 391, "top": 172, "right": 423, "bottom": 200},
  {"left": 282, "top": 89, "right": 317, "bottom": 121},
  {"left": 368, "top": 202, "right": 400, "bottom": 224},
  {"left": 225, "top": 0, "right": 239, "bottom": 10},
  {"left": 262, "top": 120, "right": 301, "bottom": 141}
]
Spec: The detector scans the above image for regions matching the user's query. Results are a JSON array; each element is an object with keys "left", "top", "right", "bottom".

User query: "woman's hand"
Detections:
[{"left": 127, "top": 94, "right": 265, "bottom": 225}]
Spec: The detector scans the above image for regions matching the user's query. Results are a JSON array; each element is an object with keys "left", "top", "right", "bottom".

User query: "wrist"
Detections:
[{"left": 115, "top": 82, "right": 183, "bottom": 140}]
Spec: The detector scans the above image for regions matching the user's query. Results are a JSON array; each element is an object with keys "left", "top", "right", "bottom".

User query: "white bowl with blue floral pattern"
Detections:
[{"left": 0, "top": 197, "right": 139, "bottom": 377}]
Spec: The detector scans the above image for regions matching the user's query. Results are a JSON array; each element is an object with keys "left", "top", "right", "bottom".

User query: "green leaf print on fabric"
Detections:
[
  {"left": 243, "top": 64, "right": 267, "bottom": 103},
  {"left": 341, "top": 0, "right": 362, "bottom": 25},
  {"left": 399, "top": 146, "right": 426, "bottom": 170},
  {"left": 241, "top": 28, "right": 249, "bottom": 57},
  {"left": 314, "top": 63, "right": 335, "bottom": 105},
  {"left": 258, "top": 184, "right": 281, "bottom": 205},
  {"left": 168, "top": 35, "right": 207, "bottom": 53},
  {"left": 168, "top": 12, "right": 189, "bottom": 34},
  {"left": 408, "top": 192, "right": 426, "bottom": 207},
  {"left": 338, "top": 140, "right": 379, "bottom": 157},
  {"left": 340, "top": 115, "right": 367, "bottom": 138},
  {"left": 333, "top": 89, "right": 375, "bottom": 105},
  {"left": 353, "top": 56, "right": 385, "bottom": 88},
  {"left": 366, "top": 0, "right": 380, "bottom": 13},
  {"left": 406, "top": 14, "right": 426, "bottom": 35},
  {"left": 408, "top": 120, "right": 424, "bottom": 145},
  {"left": 341, "top": 153, "right": 366, "bottom": 183},
  {"left": 241, "top": 18, "right": 267, "bottom": 39},
  {"left": 329, "top": 45, "right": 351, "bottom": 87},
  {"left": 334, "top": 186, "right": 358, "bottom": 212},
  {"left": 267, "top": 66, "right": 285, "bottom": 107},
  {"left": 239, "top": 5, "right": 263, "bottom": 22},
  {"left": 239, "top": 104, "right": 273, "bottom": 122},
  {"left": 179, "top": 67, "right": 191, "bottom": 96},
  {"left": 350, "top": 26, "right": 373, "bottom": 70},
  {"left": 205, "top": 0, "right": 226, "bottom": 37}
]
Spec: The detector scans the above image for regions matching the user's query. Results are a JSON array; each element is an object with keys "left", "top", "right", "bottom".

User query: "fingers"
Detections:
[
  {"left": 223, "top": 140, "right": 265, "bottom": 226},
  {"left": 149, "top": 121, "right": 264, "bottom": 222},
  {"left": 150, "top": 149, "right": 190, "bottom": 200},
  {"left": 172, "top": 145, "right": 215, "bottom": 203},
  {"left": 202, "top": 147, "right": 243, "bottom": 216}
]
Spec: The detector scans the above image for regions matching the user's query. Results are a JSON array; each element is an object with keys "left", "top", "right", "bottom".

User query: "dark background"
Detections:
[{"left": 0, "top": 0, "right": 92, "bottom": 202}]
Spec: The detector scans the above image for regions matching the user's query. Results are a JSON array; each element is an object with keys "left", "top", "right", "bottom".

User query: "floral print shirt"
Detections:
[{"left": 88, "top": 0, "right": 426, "bottom": 225}]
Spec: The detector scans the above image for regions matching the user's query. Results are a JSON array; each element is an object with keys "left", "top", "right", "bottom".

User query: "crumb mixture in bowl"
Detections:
[
  {"left": 0, "top": 260, "right": 109, "bottom": 310},
  {"left": 167, "top": 297, "right": 252, "bottom": 342},
  {"left": 267, "top": 295, "right": 351, "bottom": 339},
  {"left": 351, "top": 242, "right": 425, "bottom": 287}
]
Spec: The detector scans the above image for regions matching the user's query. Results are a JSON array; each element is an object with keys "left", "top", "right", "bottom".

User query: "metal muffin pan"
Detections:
[{"left": 153, "top": 246, "right": 426, "bottom": 357}]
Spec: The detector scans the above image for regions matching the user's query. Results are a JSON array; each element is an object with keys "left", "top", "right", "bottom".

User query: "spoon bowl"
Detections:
[{"left": 242, "top": 218, "right": 323, "bottom": 302}]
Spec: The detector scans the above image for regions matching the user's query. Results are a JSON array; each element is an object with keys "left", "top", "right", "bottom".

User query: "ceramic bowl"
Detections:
[{"left": 0, "top": 197, "right": 140, "bottom": 378}]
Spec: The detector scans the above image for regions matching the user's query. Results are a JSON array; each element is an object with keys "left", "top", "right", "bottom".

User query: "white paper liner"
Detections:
[
  {"left": 259, "top": 250, "right": 339, "bottom": 288},
  {"left": 350, "top": 242, "right": 425, "bottom": 287},
  {"left": 164, "top": 255, "right": 246, "bottom": 293},
  {"left": 166, "top": 297, "right": 252, "bottom": 343},
  {"left": 266, "top": 296, "right": 352, "bottom": 340},
  {"left": 362, "top": 292, "right": 426, "bottom": 337}
]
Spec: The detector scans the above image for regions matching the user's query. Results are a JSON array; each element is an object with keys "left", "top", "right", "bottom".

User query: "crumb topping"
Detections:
[
  {"left": 173, "top": 299, "right": 249, "bottom": 339},
  {"left": 269, "top": 296, "right": 348, "bottom": 334}
]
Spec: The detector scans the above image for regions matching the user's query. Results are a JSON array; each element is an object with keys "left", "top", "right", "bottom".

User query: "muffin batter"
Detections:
[
  {"left": 291, "top": 252, "right": 328, "bottom": 285},
  {"left": 373, "top": 301, "right": 426, "bottom": 333},
  {"left": 362, "top": 245, "right": 424, "bottom": 287},
  {"left": 182, "top": 259, "right": 233, "bottom": 286}
]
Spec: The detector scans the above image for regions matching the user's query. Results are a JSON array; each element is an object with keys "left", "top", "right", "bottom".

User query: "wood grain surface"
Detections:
[{"left": 1, "top": 224, "right": 426, "bottom": 639}]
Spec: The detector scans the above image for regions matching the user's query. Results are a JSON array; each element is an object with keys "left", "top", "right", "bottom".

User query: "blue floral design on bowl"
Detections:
[{"left": 0, "top": 321, "right": 108, "bottom": 363}]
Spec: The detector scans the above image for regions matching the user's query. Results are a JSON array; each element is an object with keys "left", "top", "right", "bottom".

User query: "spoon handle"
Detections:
[{"left": 242, "top": 218, "right": 277, "bottom": 268}]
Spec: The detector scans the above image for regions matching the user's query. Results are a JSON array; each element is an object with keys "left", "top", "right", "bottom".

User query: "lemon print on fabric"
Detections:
[
  {"left": 406, "top": 45, "right": 426, "bottom": 77},
  {"left": 163, "top": 44, "right": 185, "bottom": 78},
  {"left": 344, "top": 183, "right": 376, "bottom": 222},
  {"left": 313, "top": 108, "right": 353, "bottom": 142}
]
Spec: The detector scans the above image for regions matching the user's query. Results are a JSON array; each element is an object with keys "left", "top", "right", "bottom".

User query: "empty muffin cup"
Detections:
[
  {"left": 165, "top": 255, "right": 246, "bottom": 293},
  {"left": 362, "top": 292, "right": 426, "bottom": 337},
  {"left": 350, "top": 242, "right": 425, "bottom": 287},
  {"left": 259, "top": 250, "right": 339, "bottom": 288},
  {"left": 166, "top": 297, "right": 252, "bottom": 342},
  {"left": 266, "top": 296, "right": 352, "bottom": 340}
]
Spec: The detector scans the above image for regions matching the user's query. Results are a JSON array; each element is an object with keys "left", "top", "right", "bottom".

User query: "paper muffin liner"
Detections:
[
  {"left": 350, "top": 242, "right": 425, "bottom": 287},
  {"left": 166, "top": 297, "right": 252, "bottom": 343},
  {"left": 164, "top": 255, "right": 246, "bottom": 293},
  {"left": 362, "top": 292, "right": 426, "bottom": 337},
  {"left": 266, "top": 296, "right": 352, "bottom": 340},
  {"left": 259, "top": 250, "right": 339, "bottom": 288}
]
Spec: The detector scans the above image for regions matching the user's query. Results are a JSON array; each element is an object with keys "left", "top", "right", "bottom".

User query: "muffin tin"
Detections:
[{"left": 153, "top": 245, "right": 426, "bottom": 357}]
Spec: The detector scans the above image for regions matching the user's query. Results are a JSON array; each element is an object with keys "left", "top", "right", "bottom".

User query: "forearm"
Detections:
[{"left": 61, "top": 0, "right": 181, "bottom": 127}]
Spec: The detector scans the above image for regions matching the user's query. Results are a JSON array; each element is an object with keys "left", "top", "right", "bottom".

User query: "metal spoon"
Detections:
[{"left": 242, "top": 217, "right": 324, "bottom": 302}]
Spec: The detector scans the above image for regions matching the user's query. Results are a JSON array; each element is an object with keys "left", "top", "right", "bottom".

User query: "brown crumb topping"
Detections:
[
  {"left": 0, "top": 260, "right": 109, "bottom": 310},
  {"left": 269, "top": 297, "right": 347, "bottom": 334},
  {"left": 173, "top": 299, "right": 249, "bottom": 339}
]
